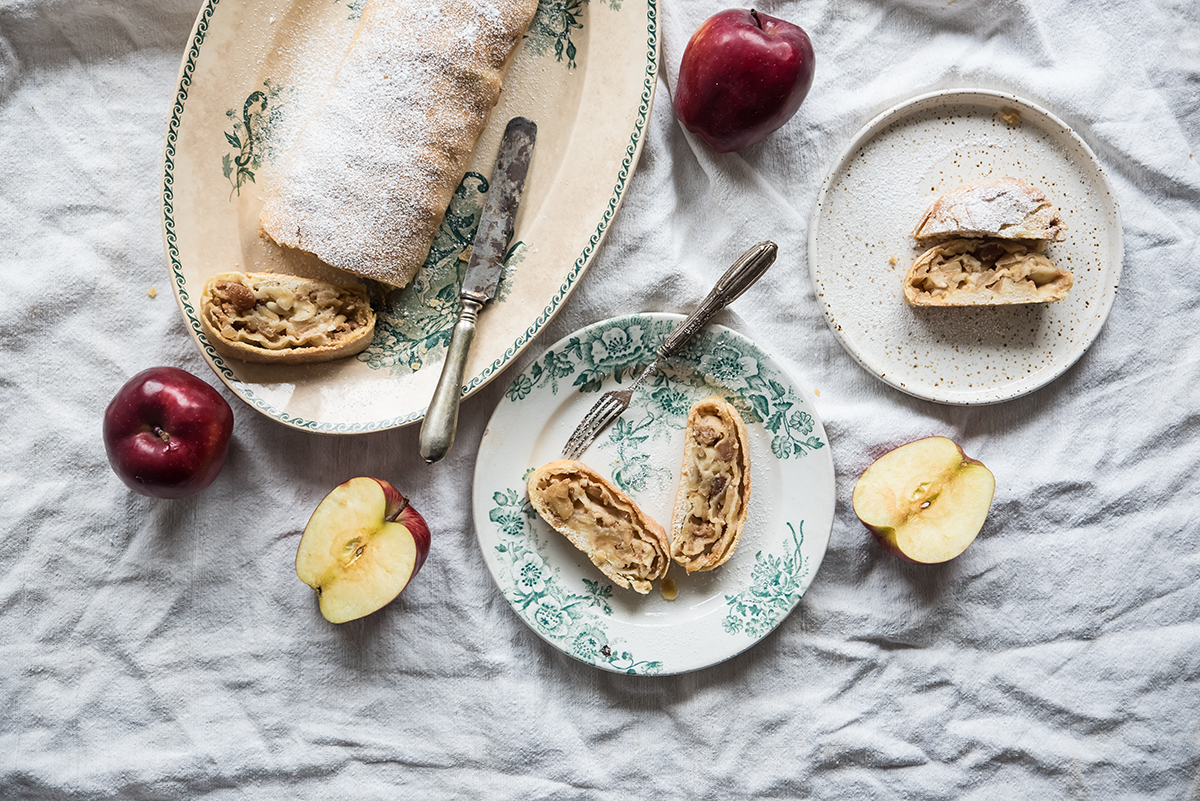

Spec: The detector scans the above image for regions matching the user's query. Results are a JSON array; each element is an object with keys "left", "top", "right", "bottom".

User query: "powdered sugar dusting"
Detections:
[
  {"left": 259, "top": 0, "right": 539, "bottom": 288},
  {"left": 914, "top": 176, "right": 1060, "bottom": 240}
]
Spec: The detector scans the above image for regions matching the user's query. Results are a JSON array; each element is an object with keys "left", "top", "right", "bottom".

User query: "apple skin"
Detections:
[
  {"left": 852, "top": 437, "right": 995, "bottom": 564},
  {"left": 295, "top": 477, "right": 431, "bottom": 623},
  {"left": 673, "top": 8, "right": 816, "bottom": 153},
  {"left": 103, "top": 366, "right": 235, "bottom": 499}
]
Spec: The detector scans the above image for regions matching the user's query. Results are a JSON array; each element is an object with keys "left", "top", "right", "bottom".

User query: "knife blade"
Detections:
[{"left": 419, "top": 116, "right": 537, "bottom": 464}]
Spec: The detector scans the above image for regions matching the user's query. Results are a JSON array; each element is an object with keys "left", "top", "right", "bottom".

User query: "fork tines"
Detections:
[{"left": 561, "top": 391, "right": 629, "bottom": 460}]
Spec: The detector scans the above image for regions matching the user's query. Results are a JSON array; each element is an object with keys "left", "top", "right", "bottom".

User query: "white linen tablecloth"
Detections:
[{"left": 3, "top": 0, "right": 1199, "bottom": 797}]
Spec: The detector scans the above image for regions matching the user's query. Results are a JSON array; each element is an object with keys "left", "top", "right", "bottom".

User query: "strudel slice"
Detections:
[
  {"left": 670, "top": 397, "right": 751, "bottom": 574},
  {"left": 527, "top": 460, "right": 671, "bottom": 594},
  {"left": 913, "top": 177, "right": 1066, "bottom": 243},
  {"left": 199, "top": 272, "right": 375, "bottom": 364},
  {"left": 904, "top": 239, "right": 1073, "bottom": 306}
]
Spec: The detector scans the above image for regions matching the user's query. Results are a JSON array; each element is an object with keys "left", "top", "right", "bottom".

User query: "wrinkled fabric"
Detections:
[{"left": 2, "top": 0, "right": 1199, "bottom": 798}]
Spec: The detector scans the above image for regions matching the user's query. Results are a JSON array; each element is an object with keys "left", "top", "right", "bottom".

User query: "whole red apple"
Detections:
[
  {"left": 674, "top": 8, "right": 816, "bottom": 153},
  {"left": 103, "top": 366, "right": 234, "bottom": 499}
]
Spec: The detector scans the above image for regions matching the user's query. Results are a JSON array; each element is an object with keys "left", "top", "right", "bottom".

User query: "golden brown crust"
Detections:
[
  {"left": 198, "top": 272, "right": 376, "bottom": 364},
  {"left": 670, "top": 397, "right": 751, "bottom": 573},
  {"left": 913, "top": 177, "right": 1066, "bottom": 243},
  {"left": 903, "top": 239, "right": 1073, "bottom": 306},
  {"left": 527, "top": 460, "right": 670, "bottom": 594}
]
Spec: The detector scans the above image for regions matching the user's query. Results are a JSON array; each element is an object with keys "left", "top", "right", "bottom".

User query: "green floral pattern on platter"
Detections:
[
  {"left": 488, "top": 481, "right": 663, "bottom": 674},
  {"left": 723, "top": 522, "right": 810, "bottom": 638},
  {"left": 334, "top": 0, "right": 364, "bottom": 20},
  {"left": 357, "top": 173, "right": 526, "bottom": 375},
  {"left": 525, "top": 0, "right": 620, "bottom": 69},
  {"left": 221, "top": 80, "right": 288, "bottom": 197}
]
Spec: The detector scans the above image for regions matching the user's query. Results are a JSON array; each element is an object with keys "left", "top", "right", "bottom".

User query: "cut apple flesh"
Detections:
[
  {"left": 852, "top": 436, "right": 995, "bottom": 564},
  {"left": 296, "top": 477, "right": 419, "bottom": 624}
]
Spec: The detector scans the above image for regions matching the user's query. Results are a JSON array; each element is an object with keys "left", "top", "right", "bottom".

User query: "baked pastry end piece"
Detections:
[
  {"left": 527, "top": 460, "right": 670, "bottom": 594},
  {"left": 199, "top": 272, "right": 376, "bottom": 364},
  {"left": 913, "top": 177, "right": 1066, "bottom": 243},
  {"left": 671, "top": 397, "right": 751, "bottom": 574},
  {"left": 904, "top": 239, "right": 1073, "bottom": 306}
]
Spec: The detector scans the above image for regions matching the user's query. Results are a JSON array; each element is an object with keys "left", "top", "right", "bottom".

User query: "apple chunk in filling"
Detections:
[{"left": 852, "top": 436, "right": 995, "bottom": 564}]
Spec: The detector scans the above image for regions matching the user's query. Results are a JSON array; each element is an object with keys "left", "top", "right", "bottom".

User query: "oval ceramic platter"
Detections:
[
  {"left": 809, "top": 89, "right": 1123, "bottom": 405},
  {"left": 163, "top": 0, "right": 657, "bottom": 432},
  {"left": 472, "top": 314, "right": 835, "bottom": 675}
]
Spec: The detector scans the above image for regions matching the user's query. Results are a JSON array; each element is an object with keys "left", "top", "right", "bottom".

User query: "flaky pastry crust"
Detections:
[
  {"left": 913, "top": 177, "right": 1066, "bottom": 243},
  {"left": 527, "top": 460, "right": 670, "bottom": 594},
  {"left": 670, "top": 397, "right": 751, "bottom": 573},
  {"left": 199, "top": 272, "right": 375, "bottom": 364}
]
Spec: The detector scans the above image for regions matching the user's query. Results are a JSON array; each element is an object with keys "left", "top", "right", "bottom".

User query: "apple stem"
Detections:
[
  {"left": 153, "top": 426, "right": 170, "bottom": 443},
  {"left": 385, "top": 494, "right": 410, "bottom": 523},
  {"left": 750, "top": 8, "right": 762, "bottom": 29}
]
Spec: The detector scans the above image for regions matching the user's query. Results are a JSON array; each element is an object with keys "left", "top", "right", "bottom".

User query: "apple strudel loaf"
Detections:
[
  {"left": 670, "top": 397, "right": 751, "bottom": 574},
  {"left": 199, "top": 272, "right": 376, "bottom": 364},
  {"left": 259, "top": 0, "right": 539, "bottom": 288},
  {"left": 527, "top": 460, "right": 671, "bottom": 594}
]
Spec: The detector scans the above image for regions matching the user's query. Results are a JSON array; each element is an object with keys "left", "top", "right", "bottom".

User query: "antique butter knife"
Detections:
[{"left": 419, "top": 117, "right": 537, "bottom": 464}]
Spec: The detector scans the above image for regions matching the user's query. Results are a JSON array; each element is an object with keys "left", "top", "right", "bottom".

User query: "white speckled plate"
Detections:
[
  {"left": 472, "top": 314, "right": 835, "bottom": 675},
  {"left": 809, "top": 89, "right": 1123, "bottom": 405}
]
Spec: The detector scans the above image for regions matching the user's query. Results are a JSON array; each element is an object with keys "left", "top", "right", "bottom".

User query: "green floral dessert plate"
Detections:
[
  {"left": 473, "top": 314, "right": 836, "bottom": 675},
  {"left": 163, "top": 0, "right": 658, "bottom": 433}
]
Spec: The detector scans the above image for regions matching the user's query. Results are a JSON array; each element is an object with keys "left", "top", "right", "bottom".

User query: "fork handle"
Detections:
[{"left": 658, "top": 241, "right": 777, "bottom": 359}]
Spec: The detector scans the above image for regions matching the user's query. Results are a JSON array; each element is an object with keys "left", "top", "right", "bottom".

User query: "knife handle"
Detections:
[{"left": 419, "top": 296, "right": 483, "bottom": 464}]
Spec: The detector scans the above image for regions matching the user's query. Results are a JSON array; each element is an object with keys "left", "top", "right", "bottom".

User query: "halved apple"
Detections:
[
  {"left": 852, "top": 436, "right": 995, "bottom": 564},
  {"left": 295, "top": 477, "right": 431, "bottom": 623}
]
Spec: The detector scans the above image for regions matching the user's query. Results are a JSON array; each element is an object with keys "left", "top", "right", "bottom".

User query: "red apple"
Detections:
[
  {"left": 674, "top": 8, "right": 816, "bottom": 153},
  {"left": 103, "top": 366, "right": 234, "bottom": 499},
  {"left": 852, "top": 437, "right": 995, "bottom": 564},
  {"left": 295, "top": 477, "right": 431, "bottom": 623}
]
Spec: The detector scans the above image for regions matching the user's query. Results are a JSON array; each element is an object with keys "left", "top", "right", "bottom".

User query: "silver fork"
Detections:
[{"left": 561, "top": 241, "right": 778, "bottom": 460}]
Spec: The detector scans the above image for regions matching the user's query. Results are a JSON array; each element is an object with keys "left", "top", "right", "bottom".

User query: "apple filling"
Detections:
[
  {"left": 904, "top": 239, "right": 1073, "bottom": 306},
  {"left": 204, "top": 273, "right": 373, "bottom": 350},
  {"left": 527, "top": 461, "right": 670, "bottom": 594},
  {"left": 671, "top": 397, "right": 750, "bottom": 573}
]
